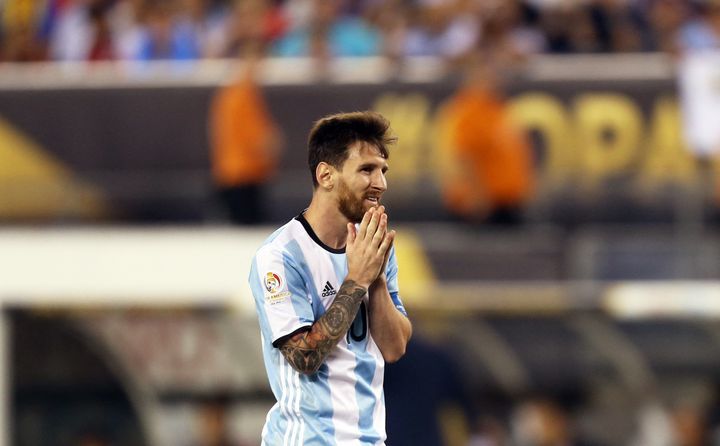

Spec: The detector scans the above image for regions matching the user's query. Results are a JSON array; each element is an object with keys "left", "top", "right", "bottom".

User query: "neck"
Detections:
[{"left": 303, "top": 194, "right": 350, "bottom": 250}]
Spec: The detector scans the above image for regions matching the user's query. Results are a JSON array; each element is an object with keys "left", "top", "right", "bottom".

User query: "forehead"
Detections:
[{"left": 344, "top": 141, "right": 387, "bottom": 165}]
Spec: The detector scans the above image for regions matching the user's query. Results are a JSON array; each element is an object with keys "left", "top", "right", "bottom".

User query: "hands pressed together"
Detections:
[{"left": 345, "top": 205, "right": 395, "bottom": 290}]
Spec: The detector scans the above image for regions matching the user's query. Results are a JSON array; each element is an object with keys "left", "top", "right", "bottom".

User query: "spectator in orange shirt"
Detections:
[
  {"left": 209, "top": 45, "right": 282, "bottom": 224},
  {"left": 438, "top": 53, "right": 534, "bottom": 225}
]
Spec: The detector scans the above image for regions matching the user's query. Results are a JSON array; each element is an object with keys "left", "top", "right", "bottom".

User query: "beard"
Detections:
[{"left": 337, "top": 179, "right": 375, "bottom": 223}]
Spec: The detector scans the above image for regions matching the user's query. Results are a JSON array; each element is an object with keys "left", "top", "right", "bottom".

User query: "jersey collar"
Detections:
[{"left": 295, "top": 212, "right": 346, "bottom": 254}]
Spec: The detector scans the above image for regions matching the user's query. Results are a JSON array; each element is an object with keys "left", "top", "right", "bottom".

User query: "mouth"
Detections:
[{"left": 364, "top": 195, "right": 381, "bottom": 206}]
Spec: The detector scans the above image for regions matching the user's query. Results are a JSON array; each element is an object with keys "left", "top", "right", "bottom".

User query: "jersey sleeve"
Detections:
[
  {"left": 385, "top": 246, "right": 408, "bottom": 317},
  {"left": 249, "top": 245, "right": 314, "bottom": 346}
]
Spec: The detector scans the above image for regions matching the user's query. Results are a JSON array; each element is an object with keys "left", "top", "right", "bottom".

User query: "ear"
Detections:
[{"left": 316, "top": 162, "right": 335, "bottom": 190}]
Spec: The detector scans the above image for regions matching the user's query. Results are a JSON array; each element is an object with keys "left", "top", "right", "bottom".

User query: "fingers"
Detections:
[
  {"left": 357, "top": 206, "right": 384, "bottom": 242},
  {"left": 357, "top": 208, "right": 372, "bottom": 240},
  {"left": 365, "top": 206, "right": 382, "bottom": 241},
  {"left": 345, "top": 206, "right": 392, "bottom": 286},
  {"left": 353, "top": 205, "right": 390, "bottom": 255},
  {"left": 379, "top": 229, "right": 395, "bottom": 256},
  {"left": 371, "top": 212, "right": 387, "bottom": 247}
]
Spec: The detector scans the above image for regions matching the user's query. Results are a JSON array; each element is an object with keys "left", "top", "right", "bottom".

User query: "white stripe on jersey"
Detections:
[
  {"left": 293, "top": 369, "right": 305, "bottom": 445},
  {"left": 281, "top": 358, "right": 305, "bottom": 446},
  {"left": 294, "top": 230, "right": 340, "bottom": 310},
  {"left": 369, "top": 339, "right": 387, "bottom": 443},
  {"left": 328, "top": 346, "right": 361, "bottom": 444},
  {"left": 289, "top": 361, "right": 300, "bottom": 446},
  {"left": 281, "top": 358, "right": 294, "bottom": 446}
]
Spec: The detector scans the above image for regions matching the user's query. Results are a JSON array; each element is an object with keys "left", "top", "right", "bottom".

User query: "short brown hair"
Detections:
[{"left": 307, "top": 111, "right": 396, "bottom": 187}]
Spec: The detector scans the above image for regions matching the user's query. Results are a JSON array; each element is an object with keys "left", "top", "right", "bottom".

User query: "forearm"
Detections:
[
  {"left": 279, "top": 279, "right": 366, "bottom": 374},
  {"left": 369, "top": 277, "right": 412, "bottom": 362}
]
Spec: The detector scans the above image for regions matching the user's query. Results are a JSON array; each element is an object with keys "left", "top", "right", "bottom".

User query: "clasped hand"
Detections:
[{"left": 346, "top": 206, "right": 395, "bottom": 289}]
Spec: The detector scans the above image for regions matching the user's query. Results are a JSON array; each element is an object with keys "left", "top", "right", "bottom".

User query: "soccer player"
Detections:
[{"left": 249, "top": 111, "right": 412, "bottom": 445}]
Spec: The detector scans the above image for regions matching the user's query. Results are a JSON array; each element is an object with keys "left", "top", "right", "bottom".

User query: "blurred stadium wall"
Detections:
[{"left": 0, "top": 54, "right": 707, "bottom": 225}]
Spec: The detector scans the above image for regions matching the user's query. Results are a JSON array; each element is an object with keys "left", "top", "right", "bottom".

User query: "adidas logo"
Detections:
[{"left": 321, "top": 281, "right": 337, "bottom": 297}]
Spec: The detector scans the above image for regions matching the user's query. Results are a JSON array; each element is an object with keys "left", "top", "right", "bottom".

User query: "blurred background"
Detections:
[{"left": 3, "top": 0, "right": 720, "bottom": 445}]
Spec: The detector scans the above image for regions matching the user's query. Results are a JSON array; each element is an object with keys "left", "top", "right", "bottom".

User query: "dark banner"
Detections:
[{"left": 0, "top": 76, "right": 714, "bottom": 224}]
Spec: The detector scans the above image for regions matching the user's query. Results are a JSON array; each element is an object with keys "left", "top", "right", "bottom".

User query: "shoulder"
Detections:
[{"left": 253, "top": 219, "right": 304, "bottom": 263}]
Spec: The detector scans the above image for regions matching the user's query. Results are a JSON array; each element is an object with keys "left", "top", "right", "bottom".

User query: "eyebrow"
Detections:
[{"left": 359, "top": 162, "right": 389, "bottom": 171}]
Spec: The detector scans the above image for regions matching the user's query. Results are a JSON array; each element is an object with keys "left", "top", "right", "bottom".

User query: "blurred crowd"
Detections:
[
  {"left": 2, "top": 0, "right": 720, "bottom": 64},
  {"left": 464, "top": 396, "right": 720, "bottom": 446},
  {"left": 384, "top": 337, "right": 720, "bottom": 446}
]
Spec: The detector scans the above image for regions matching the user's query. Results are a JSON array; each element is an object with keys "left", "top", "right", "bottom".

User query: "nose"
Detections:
[{"left": 372, "top": 170, "right": 387, "bottom": 192}]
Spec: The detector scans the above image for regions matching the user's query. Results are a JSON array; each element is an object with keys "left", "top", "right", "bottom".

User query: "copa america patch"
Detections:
[{"left": 264, "top": 271, "right": 290, "bottom": 305}]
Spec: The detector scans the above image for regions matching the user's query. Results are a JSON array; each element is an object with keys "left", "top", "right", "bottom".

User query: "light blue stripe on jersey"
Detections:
[
  {"left": 328, "top": 252, "right": 347, "bottom": 286},
  {"left": 353, "top": 347, "right": 380, "bottom": 443},
  {"left": 390, "top": 292, "right": 407, "bottom": 317},
  {"left": 386, "top": 247, "right": 399, "bottom": 294},
  {"left": 303, "top": 363, "right": 336, "bottom": 445},
  {"left": 282, "top": 240, "right": 321, "bottom": 320},
  {"left": 284, "top": 239, "right": 326, "bottom": 318},
  {"left": 260, "top": 351, "right": 290, "bottom": 444},
  {"left": 386, "top": 247, "right": 408, "bottom": 317}
]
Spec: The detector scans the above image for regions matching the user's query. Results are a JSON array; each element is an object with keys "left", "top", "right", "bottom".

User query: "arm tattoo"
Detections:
[{"left": 279, "top": 279, "right": 366, "bottom": 374}]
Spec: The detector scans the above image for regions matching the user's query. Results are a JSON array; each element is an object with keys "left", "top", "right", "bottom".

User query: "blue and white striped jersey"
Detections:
[{"left": 249, "top": 214, "right": 408, "bottom": 446}]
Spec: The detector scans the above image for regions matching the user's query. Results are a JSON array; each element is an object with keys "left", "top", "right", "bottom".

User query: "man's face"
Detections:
[{"left": 335, "top": 142, "right": 388, "bottom": 223}]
